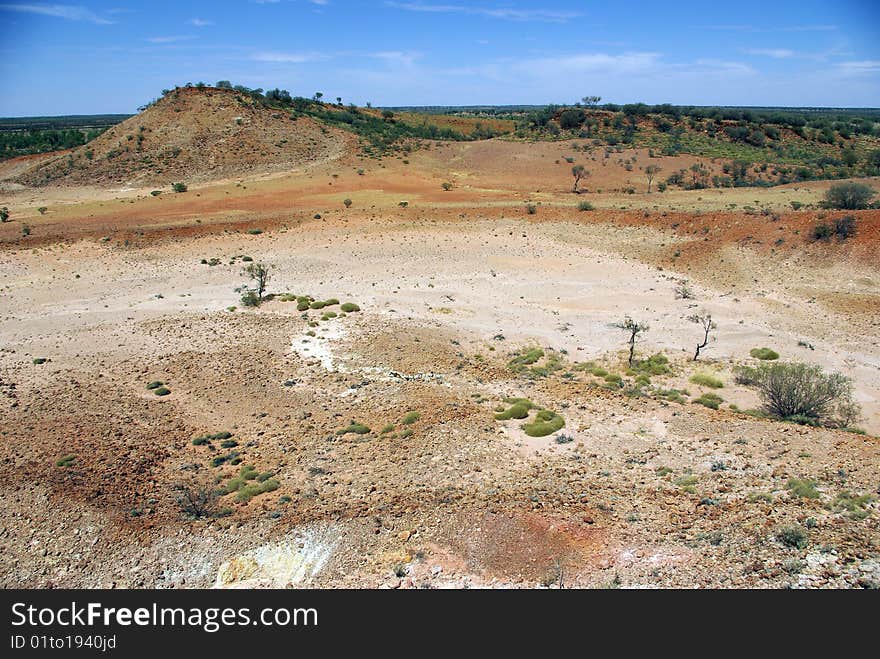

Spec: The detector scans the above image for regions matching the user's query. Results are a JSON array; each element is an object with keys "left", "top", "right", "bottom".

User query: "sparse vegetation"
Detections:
[
  {"left": 787, "top": 478, "right": 821, "bottom": 499},
  {"left": 522, "top": 409, "right": 565, "bottom": 437},
  {"left": 690, "top": 371, "right": 723, "bottom": 388},
  {"left": 777, "top": 524, "right": 808, "bottom": 549},
  {"left": 174, "top": 480, "right": 220, "bottom": 518},
  {"left": 694, "top": 392, "right": 723, "bottom": 409},
  {"left": 336, "top": 420, "right": 371, "bottom": 435},
  {"left": 55, "top": 454, "right": 76, "bottom": 468},
  {"left": 750, "top": 347, "right": 779, "bottom": 360},
  {"left": 822, "top": 182, "right": 874, "bottom": 210},
  {"left": 743, "top": 362, "right": 860, "bottom": 427}
]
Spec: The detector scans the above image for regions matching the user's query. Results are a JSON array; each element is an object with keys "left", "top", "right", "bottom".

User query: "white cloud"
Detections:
[
  {"left": 252, "top": 51, "right": 331, "bottom": 63},
  {"left": 0, "top": 3, "right": 112, "bottom": 24},
  {"left": 369, "top": 51, "right": 420, "bottom": 67},
  {"left": 386, "top": 2, "right": 580, "bottom": 23},
  {"left": 146, "top": 35, "right": 198, "bottom": 44},
  {"left": 513, "top": 52, "right": 662, "bottom": 78},
  {"left": 699, "top": 24, "right": 837, "bottom": 33},
  {"left": 189, "top": 18, "right": 212, "bottom": 27},
  {"left": 838, "top": 60, "right": 880, "bottom": 75},
  {"left": 745, "top": 48, "right": 795, "bottom": 59},
  {"left": 691, "top": 59, "right": 755, "bottom": 75}
]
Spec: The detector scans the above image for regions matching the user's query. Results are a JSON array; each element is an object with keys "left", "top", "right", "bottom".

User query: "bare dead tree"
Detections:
[
  {"left": 688, "top": 310, "right": 716, "bottom": 360},
  {"left": 173, "top": 479, "right": 219, "bottom": 518},
  {"left": 613, "top": 316, "right": 649, "bottom": 366}
]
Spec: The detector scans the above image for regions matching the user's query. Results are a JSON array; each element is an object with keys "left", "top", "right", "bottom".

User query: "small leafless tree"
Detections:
[
  {"left": 173, "top": 479, "right": 219, "bottom": 518},
  {"left": 613, "top": 316, "right": 649, "bottom": 366},
  {"left": 582, "top": 95, "right": 601, "bottom": 107},
  {"left": 688, "top": 311, "right": 716, "bottom": 360},
  {"left": 243, "top": 262, "right": 272, "bottom": 299},
  {"left": 644, "top": 164, "right": 662, "bottom": 193},
  {"left": 571, "top": 164, "right": 589, "bottom": 193}
]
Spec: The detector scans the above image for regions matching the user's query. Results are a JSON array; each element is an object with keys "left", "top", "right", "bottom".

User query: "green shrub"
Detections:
[
  {"left": 508, "top": 348, "right": 544, "bottom": 370},
  {"left": 787, "top": 478, "right": 820, "bottom": 499},
  {"left": 633, "top": 353, "right": 670, "bottom": 375},
  {"left": 694, "top": 392, "right": 723, "bottom": 409},
  {"left": 525, "top": 203, "right": 537, "bottom": 215},
  {"left": 522, "top": 409, "right": 565, "bottom": 437},
  {"left": 750, "top": 347, "right": 779, "bottom": 360},
  {"left": 154, "top": 386, "right": 171, "bottom": 396},
  {"left": 831, "top": 491, "right": 874, "bottom": 520},
  {"left": 146, "top": 380, "right": 164, "bottom": 390},
  {"left": 777, "top": 525, "right": 808, "bottom": 549},
  {"left": 310, "top": 298, "right": 339, "bottom": 309},
  {"left": 495, "top": 398, "right": 535, "bottom": 420},
  {"left": 240, "top": 290, "right": 260, "bottom": 307},
  {"left": 55, "top": 454, "right": 76, "bottom": 467},
  {"left": 399, "top": 428, "right": 413, "bottom": 439},
  {"left": 746, "top": 362, "right": 858, "bottom": 426},
  {"left": 380, "top": 424, "right": 395, "bottom": 434},
  {"left": 401, "top": 411, "right": 420, "bottom": 425},
  {"left": 823, "top": 182, "right": 874, "bottom": 210},
  {"left": 336, "top": 421, "right": 370, "bottom": 435},
  {"left": 833, "top": 216, "right": 857, "bottom": 240},
  {"left": 577, "top": 201, "right": 595, "bottom": 211},
  {"left": 811, "top": 222, "right": 833, "bottom": 241},
  {"left": 690, "top": 372, "right": 724, "bottom": 388},
  {"left": 172, "top": 182, "right": 187, "bottom": 193},
  {"left": 32, "top": 357, "right": 47, "bottom": 365},
  {"left": 340, "top": 302, "right": 360, "bottom": 312}
]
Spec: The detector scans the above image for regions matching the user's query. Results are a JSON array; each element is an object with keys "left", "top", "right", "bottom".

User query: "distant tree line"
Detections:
[{"left": 0, "top": 128, "right": 105, "bottom": 161}]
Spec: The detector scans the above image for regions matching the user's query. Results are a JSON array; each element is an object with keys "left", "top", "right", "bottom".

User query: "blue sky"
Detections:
[{"left": 1, "top": 1, "right": 878, "bottom": 116}]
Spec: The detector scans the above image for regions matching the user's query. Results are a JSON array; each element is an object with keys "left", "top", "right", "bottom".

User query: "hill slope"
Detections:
[{"left": 14, "top": 87, "right": 352, "bottom": 187}]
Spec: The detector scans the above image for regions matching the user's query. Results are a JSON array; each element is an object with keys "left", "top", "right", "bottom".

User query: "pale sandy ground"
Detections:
[
  {"left": 3, "top": 213, "right": 876, "bottom": 433},
  {"left": 1, "top": 146, "right": 878, "bottom": 589}
]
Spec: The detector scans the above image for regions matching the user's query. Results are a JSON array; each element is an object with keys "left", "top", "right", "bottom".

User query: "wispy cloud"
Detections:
[
  {"left": 513, "top": 52, "right": 662, "bottom": 77},
  {"left": 146, "top": 35, "right": 198, "bottom": 44},
  {"left": 838, "top": 60, "right": 880, "bottom": 75},
  {"left": 745, "top": 48, "right": 795, "bottom": 59},
  {"left": 309, "top": 0, "right": 329, "bottom": 5},
  {"left": 189, "top": 17, "right": 212, "bottom": 27},
  {"left": 698, "top": 24, "right": 837, "bottom": 33},
  {"left": 387, "top": 2, "right": 580, "bottom": 23},
  {"left": 0, "top": 3, "right": 112, "bottom": 24},
  {"left": 369, "top": 50, "right": 420, "bottom": 67},
  {"left": 252, "top": 51, "right": 332, "bottom": 63},
  {"left": 691, "top": 59, "right": 755, "bottom": 75}
]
